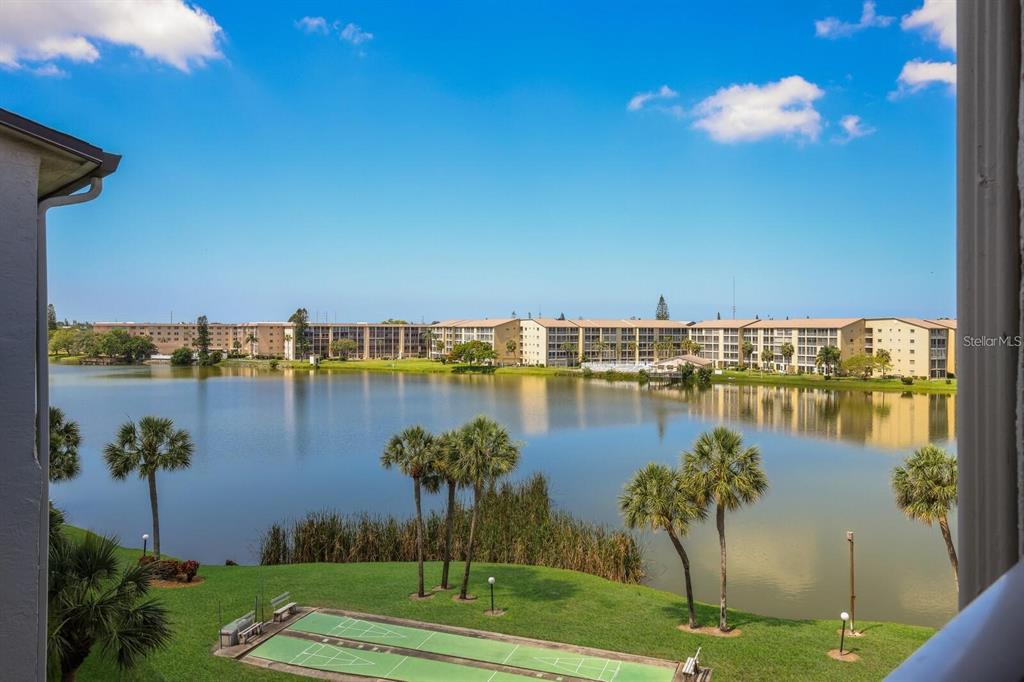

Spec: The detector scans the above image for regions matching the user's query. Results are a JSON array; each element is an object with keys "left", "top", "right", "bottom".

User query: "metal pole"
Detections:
[
  {"left": 847, "top": 531, "right": 856, "bottom": 633},
  {"left": 840, "top": 619, "right": 846, "bottom": 655},
  {"left": 490, "top": 582, "right": 494, "bottom": 612}
]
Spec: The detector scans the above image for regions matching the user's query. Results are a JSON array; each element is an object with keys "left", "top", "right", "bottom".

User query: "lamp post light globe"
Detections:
[
  {"left": 488, "top": 577, "right": 495, "bottom": 585},
  {"left": 840, "top": 612, "right": 849, "bottom": 622}
]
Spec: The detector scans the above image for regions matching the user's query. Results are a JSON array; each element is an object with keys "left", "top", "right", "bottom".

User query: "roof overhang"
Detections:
[{"left": 0, "top": 108, "right": 121, "bottom": 199}]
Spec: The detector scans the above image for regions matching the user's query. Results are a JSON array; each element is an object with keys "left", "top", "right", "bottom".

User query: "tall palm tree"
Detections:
[
  {"left": 453, "top": 416, "right": 521, "bottom": 600},
  {"left": 381, "top": 425, "right": 438, "bottom": 597},
  {"left": 49, "top": 531, "right": 172, "bottom": 682},
  {"left": 892, "top": 445, "right": 959, "bottom": 591},
  {"left": 103, "top": 417, "right": 194, "bottom": 558},
  {"left": 244, "top": 332, "right": 258, "bottom": 357},
  {"left": 780, "top": 342, "right": 795, "bottom": 372},
  {"left": 428, "top": 430, "right": 468, "bottom": 590},
  {"left": 49, "top": 406, "right": 82, "bottom": 482},
  {"left": 682, "top": 427, "right": 768, "bottom": 631},
  {"left": 620, "top": 463, "right": 707, "bottom": 628}
]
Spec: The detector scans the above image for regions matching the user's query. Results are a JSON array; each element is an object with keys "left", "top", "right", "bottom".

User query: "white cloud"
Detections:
[
  {"left": 692, "top": 75, "right": 824, "bottom": 143},
  {"left": 892, "top": 59, "right": 956, "bottom": 97},
  {"left": 835, "top": 114, "right": 876, "bottom": 143},
  {"left": 339, "top": 23, "right": 373, "bottom": 46},
  {"left": 901, "top": 0, "right": 956, "bottom": 51},
  {"left": 0, "top": 0, "right": 223, "bottom": 74},
  {"left": 627, "top": 84, "right": 680, "bottom": 115},
  {"left": 295, "top": 16, "right": 329, "bottom": 35},
  {"left": 815, "top": 1, "right": 893, "bottom": 38},
  {"left": 296, "top": 17, "right": 373, "bottom": 53}
]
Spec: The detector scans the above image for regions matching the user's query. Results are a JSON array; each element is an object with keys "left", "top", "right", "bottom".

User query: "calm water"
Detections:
[{"left": 50, "top": 364, "right": 957, "bottom": 626}]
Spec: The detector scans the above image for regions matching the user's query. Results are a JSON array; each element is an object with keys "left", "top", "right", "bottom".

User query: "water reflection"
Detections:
[{"left": 50, "top": 364, "right": 956, "bottom": 626}]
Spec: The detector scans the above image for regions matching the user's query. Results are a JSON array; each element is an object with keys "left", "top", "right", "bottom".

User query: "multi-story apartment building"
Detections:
[
  {"left": 519, "top": 318, "right": 581, "bottom": 366},
  {"left": 864, "top": 318, "right": 957, "bottom": 378},
  {"left": 687, "top": 320, "right": 756, "bottom": 367},
  {"left": 92, "top": 321, "right": 265, "bottom": 356},
  {"left": 517, "top": 319, "right": 692, "bottom": 366},
  {"left": 284, "top": 322, "right": 434, "bottom": 360},
  {"left": 747, "top": 318, "right": 866, "bottom": 373},
  {"left": 431, "top": 319, "right": 521, "bottom": 364},
  {"left": 94, "top": 314, "right": 958, "bottom": 376}
]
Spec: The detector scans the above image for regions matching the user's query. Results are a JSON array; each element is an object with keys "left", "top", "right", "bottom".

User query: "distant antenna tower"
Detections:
[{"left": 732, "top": 277, "right": 736, "bottom": 320}]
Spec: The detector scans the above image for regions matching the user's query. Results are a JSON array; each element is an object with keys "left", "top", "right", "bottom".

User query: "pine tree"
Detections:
[
  {"left": 195, "top": 315, "right": 212, "bottom": 364},
  {"left": 47, "top": 303, "right": 58, "bottom": 331},
  {"left": 655, "top": 295, "right": 670, "bottom": 320}
]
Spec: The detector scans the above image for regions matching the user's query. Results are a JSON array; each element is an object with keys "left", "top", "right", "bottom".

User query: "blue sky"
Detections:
[{"left": 1, "top": 1, "right": 956, "bottom": 323}]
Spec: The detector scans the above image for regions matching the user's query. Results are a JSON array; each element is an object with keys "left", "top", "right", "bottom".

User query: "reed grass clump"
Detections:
[{"left": 259, "top": 473, "right": 643, "bottom": 583}]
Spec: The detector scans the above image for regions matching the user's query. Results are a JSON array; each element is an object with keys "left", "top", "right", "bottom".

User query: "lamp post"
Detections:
[
  {"left": 839, "top": 611, "right": 850, "bottom": 656},
  {"left": 488, "top": 576, "right": 495, "bottom": 613},
  {"left": 847, "top": 531, "right": 856, "bottom": 634},
  {"left": 142, "top": 533, "right": 149, "bottom": 557}
]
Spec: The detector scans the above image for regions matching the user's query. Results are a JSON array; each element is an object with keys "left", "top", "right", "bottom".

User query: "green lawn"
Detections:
[
  {"left": 68, "top": 527, "right": 932, "bottom": 682},
  {"left": 712, "top": 370, "right": 956, "bottom": 394}
]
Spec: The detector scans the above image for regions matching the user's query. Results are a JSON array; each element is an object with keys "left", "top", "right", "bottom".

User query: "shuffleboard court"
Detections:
[
  {"left": 249, "top": 633, "right": 538, "bottom": 682},
  {"left": 288, "top": 611, "right": 676, "bottom": 682}
]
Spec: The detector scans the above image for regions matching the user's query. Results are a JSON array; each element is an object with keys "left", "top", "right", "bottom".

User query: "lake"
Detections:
[{"left": 49, "top": 363, "right": 957, "bottom": 627}]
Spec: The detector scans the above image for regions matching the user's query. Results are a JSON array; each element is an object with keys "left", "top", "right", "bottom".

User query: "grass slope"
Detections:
[{"left": 68, "top": 527, "right": 932, "bottom": 682}]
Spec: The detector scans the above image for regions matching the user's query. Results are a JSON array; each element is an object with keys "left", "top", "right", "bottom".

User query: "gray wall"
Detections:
[{"left": 0, "top": 134, "right": 47, "bottom": 679}]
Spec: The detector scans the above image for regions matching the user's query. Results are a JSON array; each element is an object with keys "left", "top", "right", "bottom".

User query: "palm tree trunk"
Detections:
[
  {"left": 666, "top": 528, "right": 698, "bottom": 629},
  {"left": 148, "top": 472, "right": 161, "bottom": 558},
  {"left": 441, "top": 480, "right": 456, "bottom": 589},
  {"left": 414, "top": 477, "right": 425, "bottom": 597},
  {"left": 717, "top": 503, "right": 728, "bottom": 631},
  {"left": 459, "top": 484, "right": 481, "bottom": 600},
  {"left": 938, "top": 515, "right": 959, "bottom": 592}
]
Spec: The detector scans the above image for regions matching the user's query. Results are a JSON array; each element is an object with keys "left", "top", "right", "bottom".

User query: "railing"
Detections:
[{"left": 886, "top": 560, "right": 1024, "bottom": 680}]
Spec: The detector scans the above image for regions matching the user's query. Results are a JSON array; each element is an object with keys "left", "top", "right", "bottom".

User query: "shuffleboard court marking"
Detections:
[
  {"left": 382, "top": 655, "right": 409, "bottom": 679},
  {"left": 285, "top": 611, "right": 677, "bottom": 682},
  {"left": 502, "top": 644, "right": 521, "bottom": 664}
]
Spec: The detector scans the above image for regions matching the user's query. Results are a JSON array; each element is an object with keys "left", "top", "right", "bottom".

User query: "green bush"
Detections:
[
  {"left": 901, "top": 376, "right": 914, "bottom": 385},
  {"left": 170, "top": 346, "right": 193, "bottom": 366}
]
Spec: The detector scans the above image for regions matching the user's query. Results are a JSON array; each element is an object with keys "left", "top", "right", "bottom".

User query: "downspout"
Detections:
[{"left": 34, "top": 176, "right": 104, "bottom": 674}]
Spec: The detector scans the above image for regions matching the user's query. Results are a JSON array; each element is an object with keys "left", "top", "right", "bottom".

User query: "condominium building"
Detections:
[
  {"left": 747, "top": 318, "right": 867, "bottom": 373},
  {"left": 92, "top": 321, "right": 267, "bottom": 356},
  {"left": 864, "top": 318, "right": 957, "bottom": 378},
  {"left": 687, "top": 320, "right": 756, "bottom": 367},
  {"left": 517, "top": 318, "right": 692, "bottom": 366},
  {"left": 92, "top": 313, "right": 957, "bottom": 376},
  {"left": 519, "top": 318, "right": 581, "bottom": 366},
  {"left": 284, "top": 322, "right": 434, "bottom": 360},
  {"left": 431, "top": 319, "right": 521, "bottom": 364}
]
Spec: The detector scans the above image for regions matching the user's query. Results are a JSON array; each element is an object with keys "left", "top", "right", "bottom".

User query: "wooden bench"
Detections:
[
  {"left": 682, "top": 647, "right": 702, "bottom": 678},
  {"left": 271, "top": 592, "right": 297, "bottom": 623},
  {"left": 239, "top": 620, "right": 263, "bottom": 645}
]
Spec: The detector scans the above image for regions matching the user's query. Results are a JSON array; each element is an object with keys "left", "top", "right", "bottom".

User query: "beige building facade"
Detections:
[
  {"left": 747, "top": 318, "right": 867, "bottom": 373},
  {"left": 864, "top": 318, "right": 957, "bottom": 378}
]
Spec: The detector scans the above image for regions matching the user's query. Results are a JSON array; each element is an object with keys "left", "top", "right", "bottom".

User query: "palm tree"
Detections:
[
  {"left": 49, "top": 406, "right": 82, "bottom": 482},
  {"left": 103, "top": 417, "right": 194, "bottom": 558},
  {"left": 244, "top": 332, "right": 258, "bottom": 357},
  {"left": 892, "top": 445, "right": 959, "bottom": 591},
  {"left": 780, "top": 342, "right": 795, "bottom": 372},
  {"left": 740, "top": 341, "right": 754, "bottom": 367},
  {"left": 381, "top": 425, "right": 438, "bottom": 598},
  {"left": 620, "top": 463, "right": 707, "bottom": 628},
  {"left": 682, "top": 427, "right": 768, "bottom": 631},
  {"left": 875, "top": 348, "right": 893, "bottom": 376},
  {"left": 453, "top": 416, "right": 521, "bottom": 600},
  {"left": 815, "top": 345, "right": 841, "bottom": 376},
  {"left": 560, "top": 341, "right": 578, "bottom": 367},
  {"left": 49, "top": 531, "right": 172, "bottom": 681},
  {"left": 759, "top": 347, "right": 774, "bottom": 374},
  {"left": 429, "top": 430, "right": 468, "bottom": 590},
  {"left": 421, "top": 328, "right": 437, "bottom": 359}
]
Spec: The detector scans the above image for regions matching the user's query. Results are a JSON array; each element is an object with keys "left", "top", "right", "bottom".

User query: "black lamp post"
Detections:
[
  {"left": 839, "top": 611, "right": 850, "bottom": 655},
  {"left": 142, "top": 533, "right": 149, "bottom": 557},
  {"left": 488, "top": 576, "right": 495, "bottom": 613}
]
